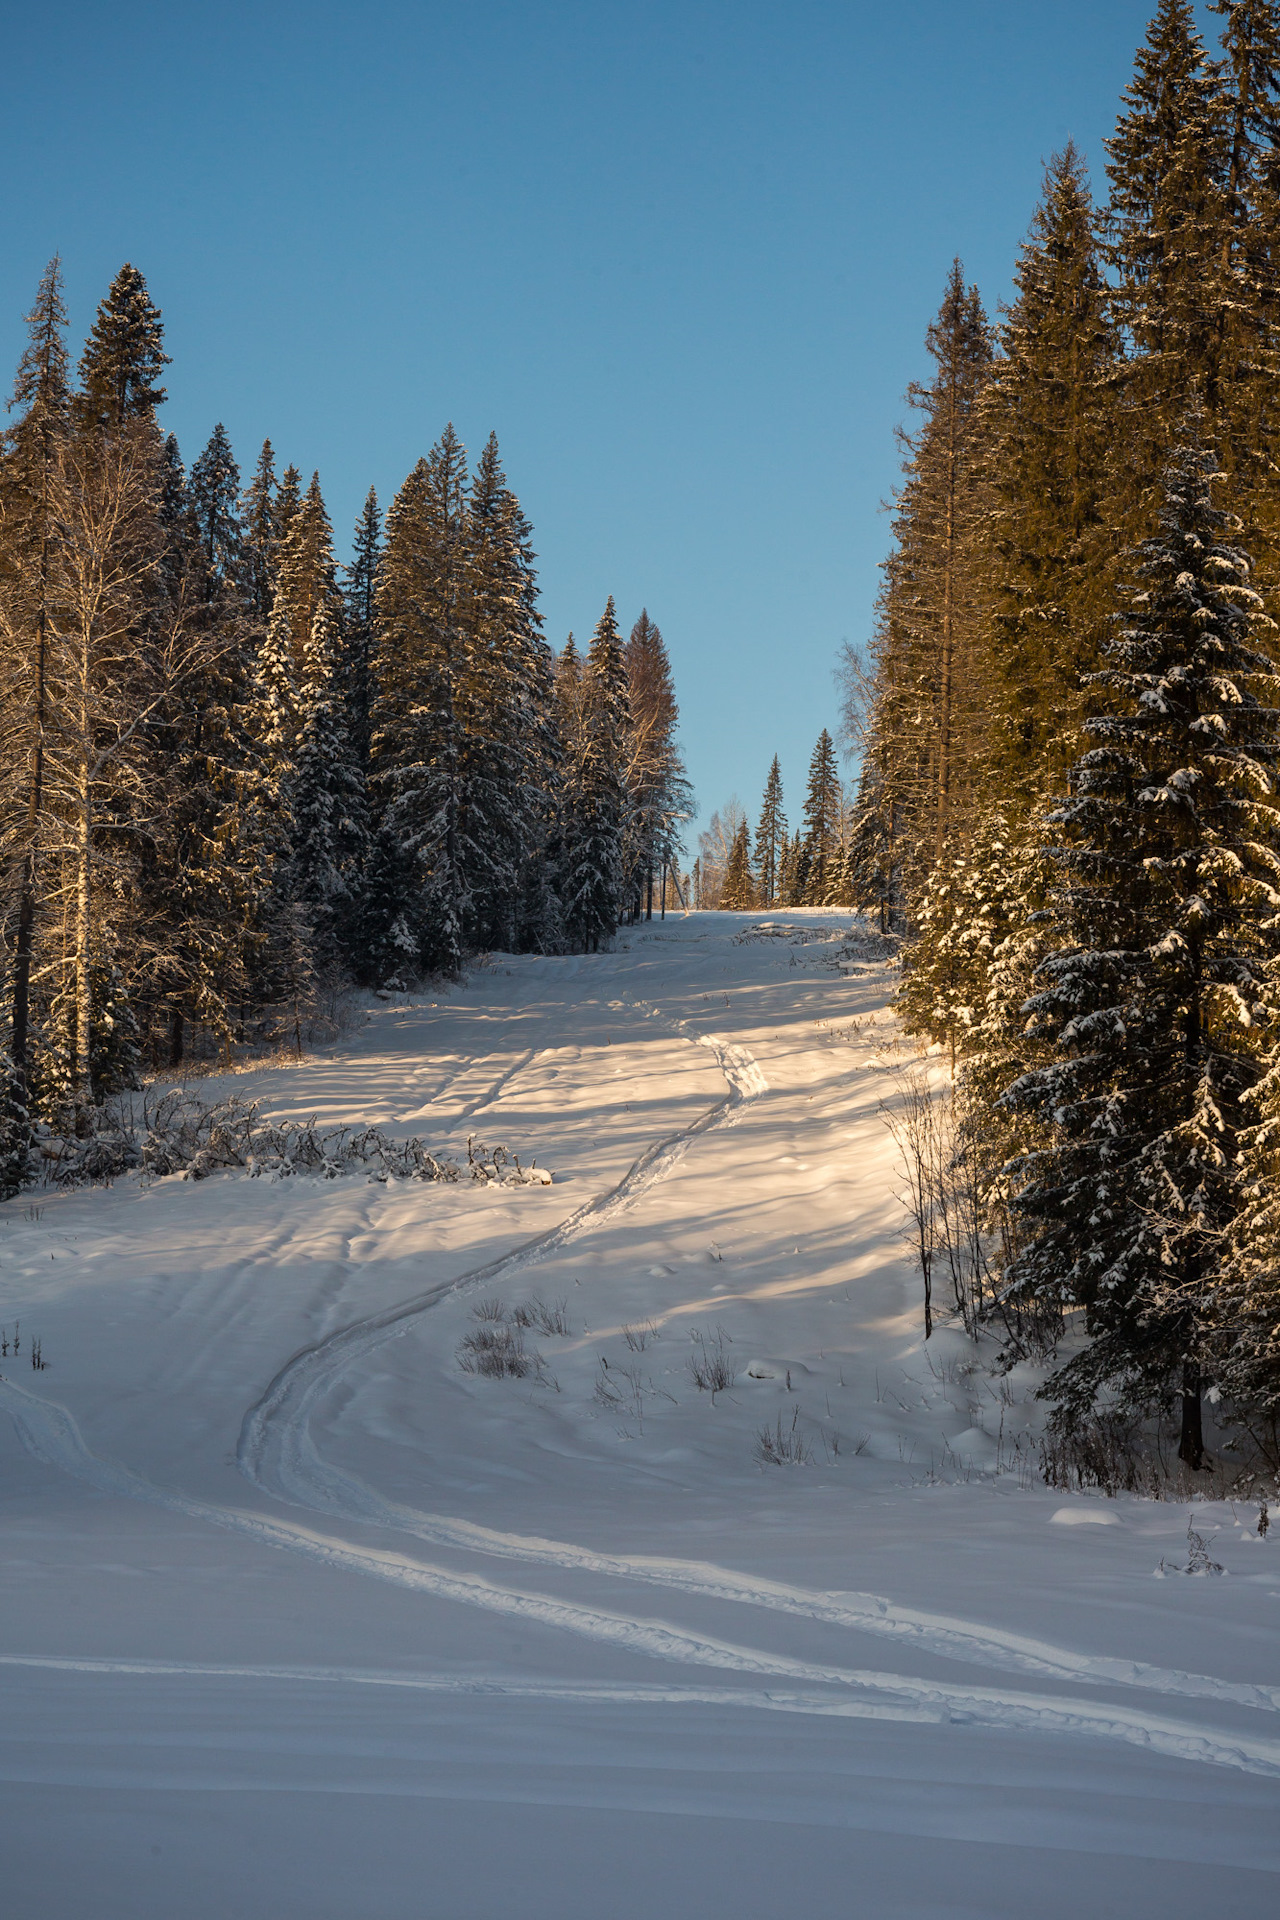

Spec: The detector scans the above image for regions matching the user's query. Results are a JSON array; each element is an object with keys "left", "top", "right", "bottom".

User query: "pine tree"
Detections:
[
  {"left": 622, "top": 610, "right": 690, "bottom": 919},
  {"left": 801, "top": 729, "right": 841, "bottom": 902},
  {"left": 561, "top": 598, "right": 630, "bottom": 950},
  {"left": 78, "top": 263, "right": 170, "bottom": 426},
  {"left": 457, "top": 434, "right": 547, "bottom": 951},
  {"left": 370, "top": 427, "right": 470, "bottom": 975},
  {"left": 861, "top": 263, "right": 994, "bottom": 898},
  {"left": 189, "top": 424, "right": 245, "bottom": 587},
  {"left": 342, "top": 486, "right": 381, "bottom": 779},
  {"left": 1001, "top": 426, "right": 1280, "bottom": 1467},
  {"left": 720, "top": 816, "right": 755, "bottom": 909},
  {"left": 241, "top": 440, "right": 279, "bottom": 624},
  {"left": 984, "top": 145, "right": 1121, "bottom": 800},
  {"left": 754, "top": 755, "right": 787, "bottom": 910}
]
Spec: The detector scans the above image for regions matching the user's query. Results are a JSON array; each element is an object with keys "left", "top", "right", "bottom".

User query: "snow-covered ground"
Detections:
[{"left": 2, "top": 909, "right": 1277, "bottom": 1919}]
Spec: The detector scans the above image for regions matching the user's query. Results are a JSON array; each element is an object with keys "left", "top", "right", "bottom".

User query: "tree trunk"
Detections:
[
  {"left": 1178, "top": 1358, "right": 1204, "bottom": 1471},
  {"left": 169, "top": 1008, "right": 184, "bottom": 1068},
  {"left": 11, "top": 525, "right": 52, "bottom": 1092},
  {"left": 73, "top": 768, "right": 93, "bottom": 1123}
]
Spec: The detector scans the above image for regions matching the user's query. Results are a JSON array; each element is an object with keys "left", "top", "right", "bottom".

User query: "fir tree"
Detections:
[
  {"left": 77, "top": 263, "right": 170, "bottom": 426},
  {"left": 342, "top": 486, "right": 382, "bottom": 778},
  {"left": 985, "top": 145, "right": 1120, "bottom": 800},
  {"left": 622, "top": 610, "right": 690, "bottom": 919},
  {"left": 720, "top": 816, "right": 755, "bottom": 909},
  {"left": 754, "top": 755, "right": 787, "bottom": 910},
  {"left": 189, "top": 424, "right": 245, "bottom": 587},
  {"left": 861, "top": 263, "right": 994, "bottom": 897},
  {"left": 370, "top": 427, "right": 470, "bottom": 975},
  {"left": 1002, "top": 427, "right": 1280, "bottom": 1467},
  {"left": 241, "top": 440, "right": 279, "bottom": 623},
  {"left": 801, "top": 728, "right": 841, "bottom": 903},
  {"left": 561, "top": 598, "right": 630, "bottom": 949},
  {"left": 457, "top": 434, "right": 547, "bottom": 951}
]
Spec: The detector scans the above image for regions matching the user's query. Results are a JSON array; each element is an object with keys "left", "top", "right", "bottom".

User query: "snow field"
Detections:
[{"left": 2, "top": 911, "right": 1278, "bottom": 1918}]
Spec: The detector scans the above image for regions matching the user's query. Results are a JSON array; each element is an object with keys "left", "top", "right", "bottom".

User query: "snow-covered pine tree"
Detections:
[
  {"left": 262, "top": 474, "right": 369, "bottom": 977},
  {"left": 561, "top": 599, "right": 630, "bottom": 950},
  {"left": 369, "top": 428, "right": 470, "bottom": 976},
  {"left": 1001, "top": 426, "right": 1280, "bottom": 1468},
  {"left": 898, "top": 812, "right": 1027, "bottom": 1074},
  {"left": 754, "top": 756, "right": 787, "bottom": 910},
  {"left": 77, "top": 263, "right": 170, "bottom": 427}
]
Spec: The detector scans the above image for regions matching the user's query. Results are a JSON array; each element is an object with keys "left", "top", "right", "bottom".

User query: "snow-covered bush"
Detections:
[{"left": 27, "top": 1091, "right": 551, "bottom": 1192}]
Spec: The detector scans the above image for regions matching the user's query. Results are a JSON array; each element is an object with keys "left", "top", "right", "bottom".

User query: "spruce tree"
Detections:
[
  {"left": 241, "top": 440, "right": 279, "bottom": 624},
  {"left": 801, "top": 729, "right": 841, "bottom": 903},
  {"left": 622, "top": 610, "right": 690, "bottom": 919},
  {"left": 754, "top": 755, "right": 787, "bottom": 910},
  {"left": 189, "top": 424, "right": 245, "bottom": 587},
  {"left": 862, "top": 263, "right": 994, "bottom": 896},
  {"left": 561, "top": 599, "right": 630, "bottom": 949},
  {"left": 720, "top": 816, "right": 755, "bottom": 909},
  {"left": 78, "top": 263, "right": 170, "bottom": 426},
  {"left": 342, "top": 486, "right": 381, "bottom": 779},
  {"left": 370, "top": 427, "right": 470, "bottom": 975},
  {"left": 985, "top": 145, "right": 1120, "bottom": 800},
  {"left": 457, "top": 434, "right": 546, "bottom": 950},
  {"left": 1002, "top": 427, "right": 1280, "bottom": 1467}
]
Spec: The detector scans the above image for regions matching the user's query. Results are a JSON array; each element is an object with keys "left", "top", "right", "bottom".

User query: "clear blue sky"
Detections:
[{"left": 1, "top": 1, "right": 1199, "bottom": 844}]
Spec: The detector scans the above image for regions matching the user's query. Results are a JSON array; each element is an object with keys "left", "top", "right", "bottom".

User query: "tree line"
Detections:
[
  {"left": 693, "top": 731, "right": 855, "bottom": 910},
  {"left": 850, "top": 0, "right": 1280, "bottom": 1478},
  {"left": 0, "top": 260, "right": 691, "bottom": 1180}
]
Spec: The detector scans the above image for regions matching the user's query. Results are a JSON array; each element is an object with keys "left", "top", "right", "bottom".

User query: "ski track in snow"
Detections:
[{"left": 3, "top": 980, "right": 1278, "bottom": 1779}]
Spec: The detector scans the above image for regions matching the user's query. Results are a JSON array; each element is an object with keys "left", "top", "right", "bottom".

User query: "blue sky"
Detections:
[{"left": 1, "top": 1, "right": 1201, "bottom": 843}]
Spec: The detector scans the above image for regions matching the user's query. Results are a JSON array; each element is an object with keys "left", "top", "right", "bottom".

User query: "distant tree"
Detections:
[
  {"left": 801, "top": 729, "right": 841, "bottom": 903},
  {"left": 720, "top": 815, "right": 755, "bottom": 909},
  {"left": 754, "top": 756, "right": 787, "bottom": 909}
]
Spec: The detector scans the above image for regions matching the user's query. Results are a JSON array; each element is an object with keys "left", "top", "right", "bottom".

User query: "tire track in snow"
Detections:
[
  {"left": 237, "top": 1000, "right": 1280, "bottom": 1722},
  {"left": 4, "top": 995, "right": 1274, "bottom": 1774},
  {"left": 236, "top": 1018, "right": 761, "bottom": 1497}
]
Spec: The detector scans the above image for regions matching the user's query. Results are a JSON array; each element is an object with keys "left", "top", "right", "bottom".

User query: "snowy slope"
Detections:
[{"left": 1, "top": 910, "right": 1277, "bottom": 1920}]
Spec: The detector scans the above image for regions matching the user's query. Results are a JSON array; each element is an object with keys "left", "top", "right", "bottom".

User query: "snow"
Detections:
[{"left": 1, "top": 909, "right": 1278, "bottom": 1918}]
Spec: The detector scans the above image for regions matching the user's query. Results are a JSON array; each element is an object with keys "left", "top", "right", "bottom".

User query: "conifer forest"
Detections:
[
  {"left": 692, "top": 1, "right": 1280, "bottom": 1483},
  {"left": 0, "top": 261, "right": 691, "bottom": 1167}
]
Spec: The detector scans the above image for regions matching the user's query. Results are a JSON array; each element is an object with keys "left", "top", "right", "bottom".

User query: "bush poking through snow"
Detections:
[
  {"left": 757, "top": 1405, "right": 813, "bottom": 1466},
  {"left": 1157, "top": 1522, "right": 1226, "bottom": 1578},
  {"left": 688, "top": 1327, "right": 736, "bottom": 1396},
  {"left": 458, "top": 1301, "right": 535, "bottom": 1379},
  {"left": 25, "top": 1093, "right": 551, "bottom": 1192},
  {"left": 623, "top": 1320, "right": 658, "bottom": 1352},
  {"left": 512, "top": 1295, "right": 571, "bottom": 1337}
]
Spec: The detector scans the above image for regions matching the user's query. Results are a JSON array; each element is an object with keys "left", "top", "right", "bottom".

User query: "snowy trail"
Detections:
[
  {"left": 4, "top": 1378, "right": 1280, "bottom": 1782},
  {"left": 6, "top": 914, "right": 1280, "bottom": 1891},
  {"left": 4, "top": 1654, "right": 1280, "bottom": 1774},
  {"left": 233, "top": 995, "right": 1280, "bottom": 1723}
]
